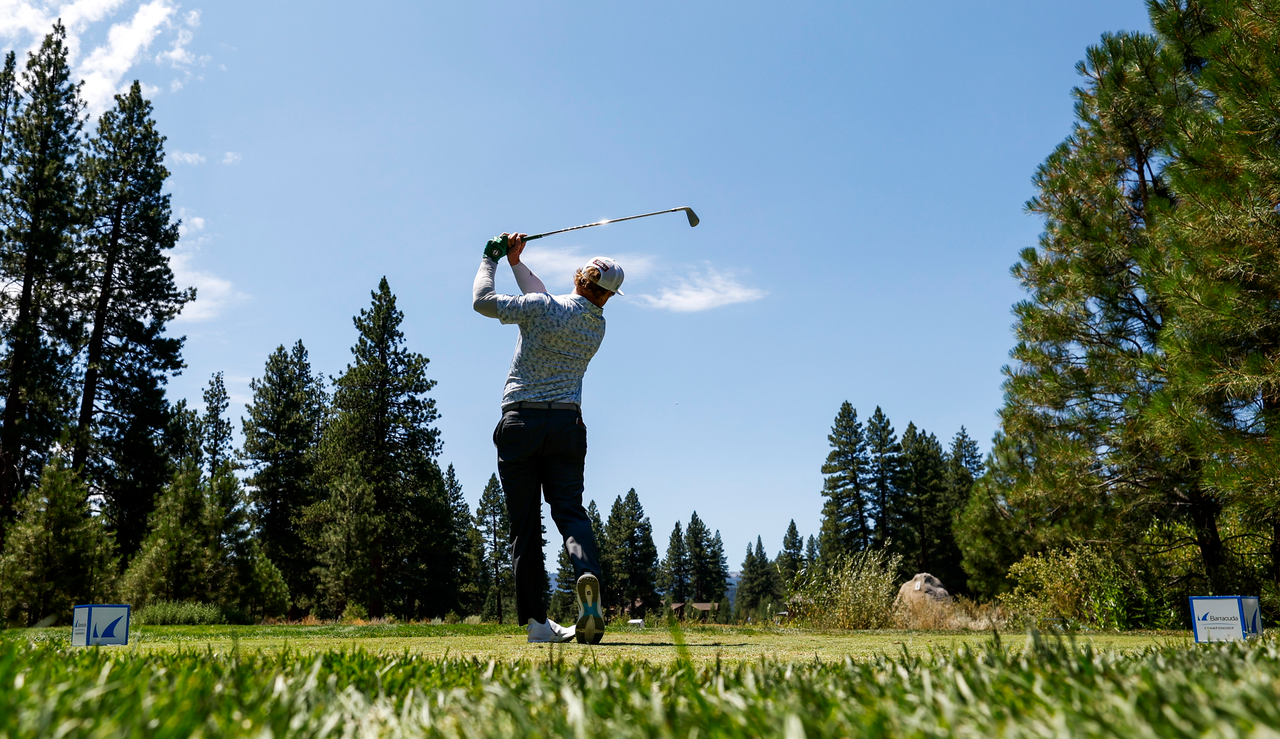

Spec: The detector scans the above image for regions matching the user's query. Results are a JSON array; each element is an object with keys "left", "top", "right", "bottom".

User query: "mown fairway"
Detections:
[
  {"left": 5, "top": 623, "right": 1180, "bottom": 664},
  {"left": 3, "top": 625, "right": 1280, "bottom": 737}
]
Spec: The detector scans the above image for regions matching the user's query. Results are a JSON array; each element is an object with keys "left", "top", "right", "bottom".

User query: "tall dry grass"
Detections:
[
  {"left": 892, "top": 595, "right": 1009, "bottom": 631},
  {"left": 790, "top": 549, "right": 902, "bottom": 629}
]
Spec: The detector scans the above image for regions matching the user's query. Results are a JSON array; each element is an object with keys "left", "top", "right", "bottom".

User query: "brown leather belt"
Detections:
[{"left": 502, "top": 401, "right": 581, "bottom": 412}]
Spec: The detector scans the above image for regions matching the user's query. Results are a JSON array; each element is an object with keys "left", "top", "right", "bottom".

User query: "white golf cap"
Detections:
[{"left": 583, "top": 256, "right": 624, "bottom": 295}]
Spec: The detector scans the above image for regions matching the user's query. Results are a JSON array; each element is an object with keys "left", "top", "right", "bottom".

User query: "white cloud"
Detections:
[
  {"left": 170, "top": 211, "right": 243, "bottom": 322},
  {"left": 633, "top": 267, "right": 765, "bottom": 312},
  {"left": 519, "top": 245, "right": 656, "bottom": 291},
  {"left": 170, "top": 250, "right": 236, "bottom": 322},
  {"left": 0, "top": 1, "right": 204, "bottom": 115},
  {"left": 178, "top": 214, "right": 204, "bottom": 236},
  {"left": 168, "top": 149, "right": 204, "bottom": 165},
  {"left": 77, "top": 0, "right": 173, "bottom": 112},
  {"left": 221, "top": 151, "right": 240, "bottom": 165}
]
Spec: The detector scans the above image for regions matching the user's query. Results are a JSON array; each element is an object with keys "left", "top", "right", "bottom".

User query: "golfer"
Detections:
[{"left": 472, "top": 232, "right": 623, "bottom": 644}]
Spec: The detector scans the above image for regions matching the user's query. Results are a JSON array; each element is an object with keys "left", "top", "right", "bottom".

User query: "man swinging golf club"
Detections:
[{"left": 472, "top": 231, "right": 620, "bottom": 644}]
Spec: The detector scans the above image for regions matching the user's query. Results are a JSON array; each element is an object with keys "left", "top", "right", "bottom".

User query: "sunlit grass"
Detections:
[{"left": 1, "top": 626, "right": 1276, "bottom": 737}]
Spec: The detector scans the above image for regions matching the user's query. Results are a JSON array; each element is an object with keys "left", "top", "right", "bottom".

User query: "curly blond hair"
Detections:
[{"left": 574, "top": 265, "right": 612, "bottom": 300}]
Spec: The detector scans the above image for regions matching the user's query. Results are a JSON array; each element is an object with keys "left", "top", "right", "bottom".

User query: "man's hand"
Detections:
[
  {"left": 506, "top": 232, "right": 527, "bottom": 266},
  {"left": 483, "top": 233, "right": 527, "bottom": 263}
]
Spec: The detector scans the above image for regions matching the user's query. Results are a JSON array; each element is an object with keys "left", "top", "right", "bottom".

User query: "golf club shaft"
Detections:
[{"left": 523, "top": 207, "right": 696, "bottom": 241}]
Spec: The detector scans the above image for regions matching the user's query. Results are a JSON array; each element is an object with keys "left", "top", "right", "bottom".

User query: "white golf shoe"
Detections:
[
  {"left": 575, "top": 573, "right": 605, "bottom": 644},
  {"left": 526, "top": 617, "right": 575, "bottom": 643}
]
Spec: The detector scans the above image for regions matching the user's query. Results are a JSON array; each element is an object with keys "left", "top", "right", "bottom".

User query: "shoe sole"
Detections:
[{"left": 575, "top": 574, "right": 605, "bottom": 644}]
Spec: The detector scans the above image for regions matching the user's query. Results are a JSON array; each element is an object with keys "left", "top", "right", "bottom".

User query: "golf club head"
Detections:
[{"left": 682, "top": 207, "right": 700, "bottom": 227}]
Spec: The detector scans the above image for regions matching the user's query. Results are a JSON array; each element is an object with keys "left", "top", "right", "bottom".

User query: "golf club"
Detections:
[{"left": 524, "top": 206, "right": 699, "bottom": 241}]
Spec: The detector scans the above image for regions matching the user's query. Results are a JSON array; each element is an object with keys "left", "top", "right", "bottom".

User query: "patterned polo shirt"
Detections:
[{"left": 494, "top": 287, "right": 606, "bottom": 407}]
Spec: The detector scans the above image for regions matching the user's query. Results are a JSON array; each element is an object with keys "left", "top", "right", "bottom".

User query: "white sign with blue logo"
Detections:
[
  {"left": 1189, "top": 596, "right": 1260, "bottom": 643},
  {"left": 71, "top": 604, "right": 131, "bottom": 647}
]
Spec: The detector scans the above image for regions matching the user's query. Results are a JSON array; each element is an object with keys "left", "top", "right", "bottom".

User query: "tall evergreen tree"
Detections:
[
  {"left": 441, "top": 465, "right": 484, "bottom": 616},
  {"left": 894, "top": 424, "right": 955, "bottom": 582},
  {"left": 735, "top": 536, "right": 784, "bottom": 621},
  {"left": 202, "top": 372, "right": 233, "bottom": 478},
  {"left": 602, "top": 489, "right": 659, "bottom": 616},
  {"left": 122, "top": 461, "right": 287, "bottom": 619},
  {"left": 475, "top": 473, "right": 512, "bottom": 623},
  {"left": 684, "top": 512, "right": 714, "bottom": 602},
  {"left": 308, "top": 472, "right": 380, "bottom": 619},
  {"left": 658, "top": 521, "right": 689, "bottom": 604},
  {"left": 819, "top": 402, "right": 870, "bottom": 558},
  {"left": 317, "top": 278, "right": 450, "bottom": 618},
  {"left": 1147, "top": 0, "right": 1280, "bottom": 592},
  {"left": 864, "top": 407, "right": 900, "bottom": 550},
  {"left": 954, "top": 431, "right": 1043, "bottom": 599},
  {"left": 0, "top": 463, "right": 117, "bottom": 625},
  {"left": 709, "top": 530, "right": 730, "bottom": 620},
  {"left": 73, "top": 81, "right": 189, "bottom": 560},
  {"left": 805, "top": 535, "right": 819, "bottom": 567},
  {"left": 999, "top": 28, "right": 1231, "bottom": 591},
  {"left": 242, "top": 341, "right": 327, "bottom": 614},
  {"left": 777, "top": 519, "right": 804, "bottom": 586},
  {"left": 0, "top": 24, "right": 86, "bottom": 536}
]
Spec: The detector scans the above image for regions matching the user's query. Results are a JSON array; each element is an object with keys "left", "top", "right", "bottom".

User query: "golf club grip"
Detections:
[{"left": 522, "top": 234, "right": 545, "bottom": 242}]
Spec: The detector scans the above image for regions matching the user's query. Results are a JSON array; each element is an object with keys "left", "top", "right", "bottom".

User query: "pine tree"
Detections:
[
  {"left": 308, "top": 472, "right": 381, "bottom": 619},
  {"left": 1145, "top": 0, "right": 1280, "bottom": 591},
  {"left": 894, "top": 424, "right": 953, "bottom": 583},
  {"left": 777, "top": 520, "right": 803, "bottom": 586},
  {"left": 658, "top": 521, "right": 689, "bottom": 604},
  {"left": 317, "top": 278, "right": 449, "bottom": 618},
  {"left": 864, "top": 407, "right": 900, "bottom": 550},
  {"left": 709, "top": 530, "right": 729, "bottom": 603},
  {"left": 242, "top": 341, "right": 327, "bottom": 613},
  {"left": 1000, "top": 28, "right": 1231, "bottom": 591},
  {"left": 121, "top": 461, "right": 287, "bottom": 619},
  {"left": 819, "top": 402, "right": 870, "bottom": 558},
  {"left": 0, "top": 463, "right": 117, "bottom": 625},
  {"left": 602, "top": 489, "right": 659, "bottom": 616},
  {"left": 72, "top": 81, "right": 189, "bottom": 561},
  {"left": 0, "top": 24, "right": 86, "bottom": 537},
  {"left": 954, "top": 432, "right": 1044, "bottom": 599},
  {"left": 805, "top": 535, "right": 819, "bottom": 568},
  {"left": 475, "top": 474, "right": 512, "bottom": 623},
  {"left": 734, "top": 536, "right": 784, "bottom": 622},
  {"left": 202, "top": 373, "right": 233, "bottom": 478},
  {"left": 684, "top": 512, "right": 715, "bottom": 603},
  {"left": 443, "top": 465, "right": 484, "bottom": 617}
]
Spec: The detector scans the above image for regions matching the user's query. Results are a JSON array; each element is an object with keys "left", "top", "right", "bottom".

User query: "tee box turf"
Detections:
[
  {"left": 1189, "top": 596, "right": 1260, "bottom": 643},
  {"left": 71, "top": 604, "right": 131, "bottom": 647}
]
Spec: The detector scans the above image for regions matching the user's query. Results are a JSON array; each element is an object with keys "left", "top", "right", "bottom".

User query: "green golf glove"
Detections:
[{"left": 484, "top": 234, "right": 509, "bottom": 262}]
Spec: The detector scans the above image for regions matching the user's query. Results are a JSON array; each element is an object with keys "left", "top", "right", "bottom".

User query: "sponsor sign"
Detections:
[
  {"left": 71, "top": 604, "right": 131, "bottom": 647},
  {"left": 1189, "top": 596, "right": 1261, "bottom": 643}
]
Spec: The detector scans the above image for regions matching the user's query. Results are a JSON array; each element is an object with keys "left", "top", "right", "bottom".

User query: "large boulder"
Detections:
[{"left": 897, "top": 573, "right": 950, "bottom": 605}]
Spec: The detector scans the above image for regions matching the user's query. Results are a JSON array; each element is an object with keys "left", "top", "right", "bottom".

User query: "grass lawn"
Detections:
[
  {"left": 5, "top": 622, "right": 1187, "bottom": 664},
  {"left": 4, "top": 624, "right": 1277, "bottom": 737}
]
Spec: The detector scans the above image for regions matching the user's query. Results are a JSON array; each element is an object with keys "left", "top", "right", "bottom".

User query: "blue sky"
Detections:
[{"left": 3, "top": 1, "right": 1152, "bottom": 577}]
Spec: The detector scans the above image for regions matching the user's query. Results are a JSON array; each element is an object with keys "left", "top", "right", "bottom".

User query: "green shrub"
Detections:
[
  {"left": 340, "top": 602, "right": 369, "bottom": 624},
  {"left": 790, "top": 548, "right": 901, "bottom": 629},
  {"left": 1003, "top": 545, "right": 1144, "bottom": 630},
  {"left": 135, "top": 601, "right": 226, "bottom": 626}
]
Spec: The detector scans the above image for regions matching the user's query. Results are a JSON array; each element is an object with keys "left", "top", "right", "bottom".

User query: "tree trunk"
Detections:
[
  {"left": 1186, "top": 482, "right": 1228, "bottom": 594},
  {"left": 0, "top": 243, "right": 40, "bottom": 543},
  {"left": 72, "top": 216, "right": 121, "bottom": 472}
]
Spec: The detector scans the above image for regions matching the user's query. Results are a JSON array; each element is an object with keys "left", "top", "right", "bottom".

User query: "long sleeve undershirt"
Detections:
[{"left": 473, "top": 258, "right": 549, "bottom": 319}]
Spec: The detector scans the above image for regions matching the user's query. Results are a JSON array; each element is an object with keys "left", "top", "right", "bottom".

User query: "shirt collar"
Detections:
[{"left": 568, "top": 293, "right": 604, "bottom": 315}]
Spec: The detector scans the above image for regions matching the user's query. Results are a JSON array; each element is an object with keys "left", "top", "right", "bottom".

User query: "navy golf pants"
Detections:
[{"left": 493, "top": 408, "right": 602, "bottom": 625}]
